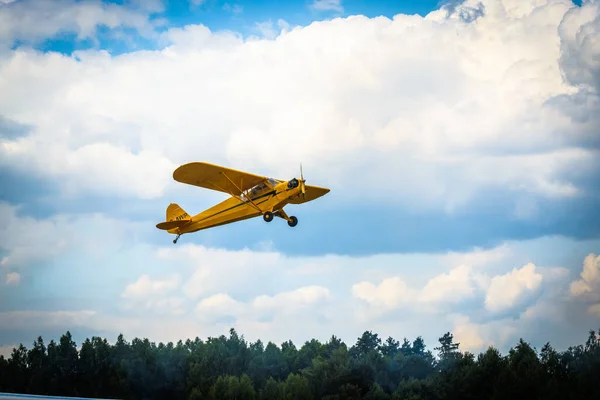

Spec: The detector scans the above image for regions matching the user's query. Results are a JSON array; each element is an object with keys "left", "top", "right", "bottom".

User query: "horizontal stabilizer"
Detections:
[
  {"left": 156, "top": 203, "right": 192, "bottom": 231},
  {"left": 156, "top": 220, "right": 191, "bottom": 230}
]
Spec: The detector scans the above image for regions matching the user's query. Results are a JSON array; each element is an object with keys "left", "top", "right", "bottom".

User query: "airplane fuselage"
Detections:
[{"left": 171, "top": 179, "right": 302, "bottom": 234}]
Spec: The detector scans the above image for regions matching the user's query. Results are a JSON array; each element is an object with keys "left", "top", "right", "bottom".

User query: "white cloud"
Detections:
[
  {"left": 2, "top": 232, "right": 599, "bottom": 354},
  {"left": 121, "top": 274, "right": 180, "bottom": 298},
  {"left": 120, "top": 274, "right": 185, "bottom": 315},
  {"left": 558, "top": 0, "right": 600, "bottom": 90},
  {"left": 352, "top": 277, "right": 416, "bottom": 310},
  {"left": 157, "top": 244, "right": 283, "bottom": 300},
  {"left": 448, "top": 313, "right": 518, "bottom": 353},
  {"left": 252, "top": 285, "right": 331, "bottom": 314},
  {"left": 440, "top": 244, "right": 512, "bottom": 268},
  {"left": 310, "top": 0, "right": 343, "bottom": 13},
  {"left": 569, "top": 253, "right": 600, "bottom": 315},
  {"left": 0, "top": 202, "right": 145, "bottom": 271},
  {"left": 192, "top": 286, "right": 332, "bottom": 324},
  {"left": 1, "top": 190, "right": 599, "bottom": 354},
  {"left": 0, "top": 0, "right": 164, "bottom": 50},
  {"left": 352, "top": 261, "right": 550, "bottom": 319},
  {"left": 420, "top": 265, "right": 479, "bottom": 304},
  {"left": 484, "top": 263, "right": 543, "bottom": 313},
  {"left": 450, "top": 315, "right": 489, "bottom": 353},
  {"left": 570, "top": 253, "right": 600, "bottom": 296},
  {"left": 0, "top": 0, "right": 597, "bottom": 210},
  {"left": 196, "top": 293, "right": 244, "bottom": 320}
]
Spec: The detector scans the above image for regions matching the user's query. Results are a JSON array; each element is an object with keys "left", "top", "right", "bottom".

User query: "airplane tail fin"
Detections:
[
  {"left": 156, "top": 203, "right": 192, "bottom": 231},
  {"left": 166, "top": 203, "right": 190, "bottom": 222}
]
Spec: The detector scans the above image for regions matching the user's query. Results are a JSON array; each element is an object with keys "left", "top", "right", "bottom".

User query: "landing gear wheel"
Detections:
[
  {"left": 287, "top": 216, "right": 298, "bottom": 227},
  {"left": 173, "top": 234, "right": 181, "bottom": 244},
  {"left": 263, "top": 212, "right": 274, "bottom": 222}
]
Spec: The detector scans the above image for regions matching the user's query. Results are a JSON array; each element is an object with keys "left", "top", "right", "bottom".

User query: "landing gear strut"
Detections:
[
  {"left": 274, "top": 209, "right": 298, "bottom": 227},
  {"left": 173, "top": 234, "right": 181, "bottom": 244},
  {"left": 287, "top": 216, "right": 298, "bottom": 227}
]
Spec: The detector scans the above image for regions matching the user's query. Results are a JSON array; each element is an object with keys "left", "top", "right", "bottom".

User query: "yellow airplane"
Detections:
[{"left": 156, "top": 162, "right": 330, "bottom": 243}]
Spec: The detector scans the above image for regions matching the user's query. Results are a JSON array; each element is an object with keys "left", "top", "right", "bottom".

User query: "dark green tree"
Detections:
[{"left": 0, "top": 326, "right": 598, "bottom": 400}]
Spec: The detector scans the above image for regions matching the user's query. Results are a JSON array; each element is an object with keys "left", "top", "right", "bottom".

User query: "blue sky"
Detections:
[
  {"left": 0, "top": 0, "right": 599, "bottom": 358},
  {"left": 24, "top": 0, "right": 444, "bottom": 55}
]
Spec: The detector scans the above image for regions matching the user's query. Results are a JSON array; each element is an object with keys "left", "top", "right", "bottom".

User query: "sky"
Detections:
[{"left": 0, "top": 0, "right": 599, "bottom": 359}]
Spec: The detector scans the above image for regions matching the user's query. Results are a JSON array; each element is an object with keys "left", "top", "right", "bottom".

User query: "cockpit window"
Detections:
[
  {"left": 251, "top": 183, "right": 266, "bottom": 194},
  {"left": 240, "top": 178, "right": 278, "bottom": 202}
]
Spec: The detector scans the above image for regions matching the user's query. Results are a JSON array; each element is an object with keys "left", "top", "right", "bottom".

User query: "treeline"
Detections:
[{"left": 0, "top": 327, "right": 599, "bottom": 400}]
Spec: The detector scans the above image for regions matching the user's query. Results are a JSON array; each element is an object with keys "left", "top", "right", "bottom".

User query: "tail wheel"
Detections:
[
  {"left": 287, "top": 216, "right": 298, "bottom": 227},
  {"left": 263, "top": 212, "right": 274, "bottom": 222}
]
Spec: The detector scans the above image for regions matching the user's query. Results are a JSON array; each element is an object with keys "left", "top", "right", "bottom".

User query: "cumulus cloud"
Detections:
[
  {"left": 441, "top": 0, "right": 486, "bottom": 23},
  {"left": 448, "top": 313, "right": 519, "bottom": 353},
  {"left": 120, "top": 274, "right": 185, "bottom": 314},
  {"left": 569, "top": 253, "right": 600, "bottom": 315},
  {"left": 352, "top": 261, "right": 551, "bottom": 320},
  {"left": 484, "top": 263, "right": 543, "bottom": 313},
  {"left": 449, "top": 315, "right": 490, "bottom": 353},
  {"left": 121, "top": 274, "right": 180, "bottom": 298},
  {"left": 352, "top": 277, "right": 416, "bottom": 310},
  {"left": 156, "top": 244, "right": 284, "bottom": 300},
  {"left": 558, "top": 0, "right": 600, "bottom": 91},
  {"left": 196, "top": 293, "right": 244, "bottom": 322},
  {"left": 252, "top": 285, "right": 332, "bottom": 314},
  {"left": 1, "top": 228, "right": 598, "bottom": 354},
  {"left": 570, "top": 253, "right": 600, "bottom": 296},
  {"left": 420, "top": 265, "right": 480, "bottom": 304},
  {"left": 1, "top": 0, "right": 598, "bottom": 213},
  {"left": 191, "top": 286, "right": 332, "bottom": 324},
  {"left": 0, "top": 0, "right": 165, "bottom": 51}
]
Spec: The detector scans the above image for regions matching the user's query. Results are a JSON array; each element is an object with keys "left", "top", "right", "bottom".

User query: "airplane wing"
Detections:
[
  {"left": 173, "top": 162, "right": 268, "bottom": 196},
  {"left": 287, "top": 185, "right": 330, "bottom": 204}
]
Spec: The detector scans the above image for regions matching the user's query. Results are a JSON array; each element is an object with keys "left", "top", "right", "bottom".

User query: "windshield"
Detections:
[{"left": 240, "top": 178, "right": 278, "bottom": 201}]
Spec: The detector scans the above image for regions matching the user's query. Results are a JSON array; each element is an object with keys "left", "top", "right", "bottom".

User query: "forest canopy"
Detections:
[{"left": 1, "top": 327, "right": 599, "bottom": 399}]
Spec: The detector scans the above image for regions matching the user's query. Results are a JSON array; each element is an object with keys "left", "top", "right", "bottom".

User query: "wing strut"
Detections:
[
  {"left": 219, "top": 171, "right": 264, "bottom": 213},
  {"left": 205, "top": 179, "right": 232, "bottom": 195}
]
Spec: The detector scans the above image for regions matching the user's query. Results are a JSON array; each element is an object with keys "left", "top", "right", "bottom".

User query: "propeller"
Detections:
[{"left": 300, "top": 163, "right": 306, "bottom": 200}]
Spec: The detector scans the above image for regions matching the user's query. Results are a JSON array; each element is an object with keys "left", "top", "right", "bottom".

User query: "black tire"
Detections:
[
  {"left": 263, "top": 212, "right": 274, "bottom": 222},
  {"left": 287, "top": 216, "right": 298, "bottom": 227}
]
